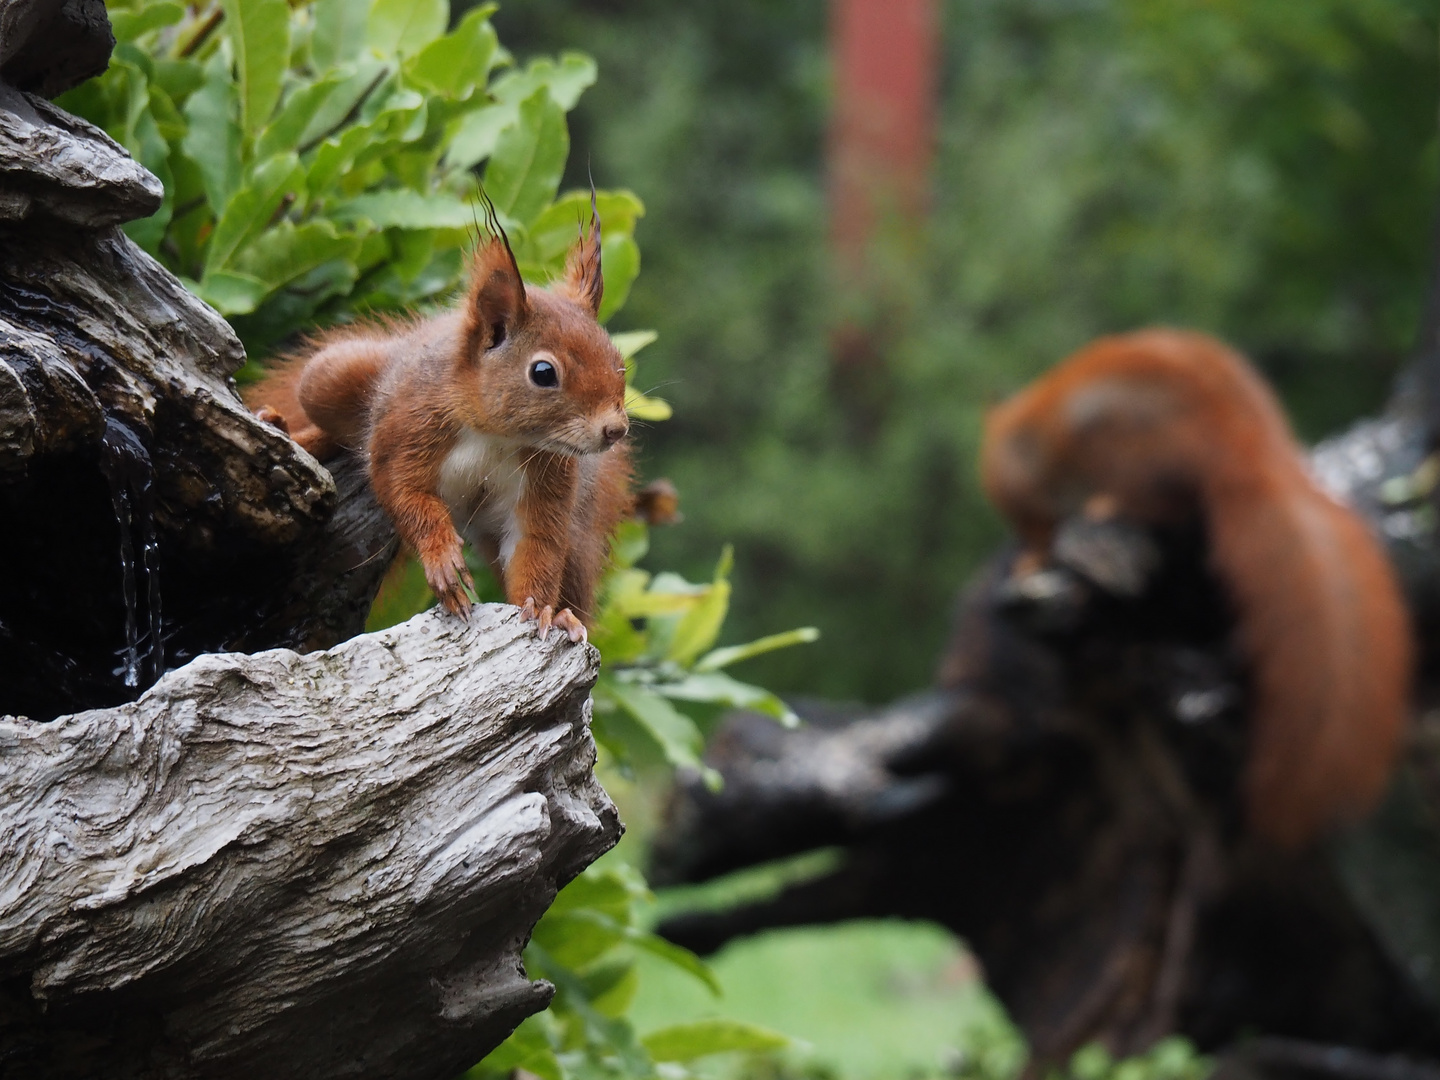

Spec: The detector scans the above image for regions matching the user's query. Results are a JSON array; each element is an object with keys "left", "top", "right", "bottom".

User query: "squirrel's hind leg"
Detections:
[
  {"left": 296, "top": 337, "right": 391, "bottom": 455},
  {"left": 253, "top": 402, "right": 341, "bottom": 460}
]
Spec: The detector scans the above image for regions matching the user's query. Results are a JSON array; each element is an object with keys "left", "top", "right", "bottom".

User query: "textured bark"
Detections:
[
  {"left": 0, "top": 83, "right": 161, "bottom": 228},
  {"left": 0, "top": 606, "right": 622, "bottom": 1080}
]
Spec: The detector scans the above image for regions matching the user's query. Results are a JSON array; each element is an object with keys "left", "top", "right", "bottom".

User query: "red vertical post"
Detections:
[{"left": 828, "top": 0, "right": 938, "bottom": 278}]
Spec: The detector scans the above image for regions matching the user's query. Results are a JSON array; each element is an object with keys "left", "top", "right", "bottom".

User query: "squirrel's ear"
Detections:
[
  {"left": 560, "top": 189, "right": 603, "bottom": 316},
  {"left": 466, "top": 193, "right": 527, "bottom": 350},
  {"left": 469, "top": 236, "right": 526, "bottom": 342}
]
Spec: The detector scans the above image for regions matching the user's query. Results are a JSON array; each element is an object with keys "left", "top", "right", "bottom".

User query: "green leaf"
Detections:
[
  {"left": 205, "top": 152, "right": 303, "bottom": 273},
  {"left": 257, "top": 74, "right": 346, "bottom": 159},
  {"left": 310, "top": 0, "right": 370, "bottom": 69},
  {"left": 586, "top": 957, "right": 640, "bottom": 1018},
  {"left": 468, "top": 1015, "right": 562, "bottom": 1080},
  {"left": 111, "top": 2, "right": 184, "bottom": 43},
  {"left": 407, "top": 5, "right": 499, "bottom": 97},
  {"left": 294, "top": 58, "right": 389, "bottom": 153},
  {"left": 491, "top": 53, "right": 597, "bottom": 111},
  {"left": 597, "top": 232, "right": 640, "bottom": 323},
  {"left": 182, "top": 52, "right": 243, "bottom": 212},
  {"left": 666, "top": 547, "right": 734, "bottom": 668},
  {"left": 304, "top": 84, "right": 426, "bottom": 191},
  {"left": 231, "top": 219, "right": 362, "bottom": 289},
  {"left": 367, "top": 0, "right": 447, "bottom": 58},
  {"left": 607, "top": 586, "right": 702, "bottom": 620},
  {"left": 695, "top": 627, "right": 821, "bottom": 672},
  {"left": 194, "top": 270, "right": 270, "bottom": 315},
  {"left": 221, "top": 0, "right": 291, "bottom": 140},
  {"left": 444, "top": 103, "right": 513, "bottom": 171},
  {"left": 484, "top": 88, "right": 568, "bottom": 225},
  {"left": 588, "top": 605, "right": 649, "bottom": 668},
  {"left": 605, "top": 681, "right": 705, "bottom": 771},
  {"left": 609, "top": 329, "right": 657, "bottom": 360},
  {"left": 531, "top": 910, "right": 627, "bottom": 971},
  {"left": 625, "top": 386, "right": 673, "bottom": 422},
  {"left": 628, "top": 931, "right": 722, "bottom": 997},
  {"left": 332, "top": 189, "right": 475, "bottom": 230},
  {"left": 536, "top": 896, "right": 721, "bottom": 999},
  {"left": 150, "top": 58, "right": 205, "bottom": 103},
  {"left": 142, "top": 76, "right": 187, "bottom": 141},
  {"left": 119, "top": 106, "right": 174, "bottom": 252},
  {"left": 547, "top": 866, "right": 638, "bottom": 922},
  {"left": 227, "top": 257, "right": 360, "bottom": 354},
  {"left": 642, "top": 1020, "right": 789, "bottom": 1063},
  {"left": 538, "top": 52, "right": 598, "bottom": 110},
  {"left": 658, "top": 671, "right": 800, "bottom": 728}
]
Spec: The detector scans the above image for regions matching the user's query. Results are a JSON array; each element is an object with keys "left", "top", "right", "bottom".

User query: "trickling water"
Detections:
[
  {"left": 105, "top": 455, "right": 139, "bottom": 686},
  {"left": 98, "top": 417, "right": 163, "bottom": 690},
  {"left": 140, "top": 482, "right": 163, "bottom": 682}
]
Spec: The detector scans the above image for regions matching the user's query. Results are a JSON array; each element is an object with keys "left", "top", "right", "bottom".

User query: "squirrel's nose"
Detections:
[{"left": 603, "top": 423, "right": 628, "bottom": 446}]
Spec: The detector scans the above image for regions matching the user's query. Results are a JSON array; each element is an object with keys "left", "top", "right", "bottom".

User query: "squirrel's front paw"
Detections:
[
  {"left": 519, "top": 598, "right": 586, "bottom": 643},
  {"left": 421, "top": 540, "right": 475, "bottom": 619}
]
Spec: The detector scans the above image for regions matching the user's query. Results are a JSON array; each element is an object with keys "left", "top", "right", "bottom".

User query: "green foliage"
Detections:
[
  {"left": 464, "top": 864, "right": 790, "bottom": 1080},
  {"left": 495, "top": 0, "right": 1438, "bottom": 704},
  {"left": 589, "top": 520, "right": 817, "bottom": 782},
  {"left": 59, "top": 0, "right": 645, "bottom": 358}
]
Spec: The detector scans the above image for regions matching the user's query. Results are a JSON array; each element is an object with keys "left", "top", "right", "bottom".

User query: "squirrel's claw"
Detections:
[
  {"left": 423, "top": 541, "right": 474, "bottom": 621},
  {"left": 553, "top": 608, "right": 587, "bottom": 644},
  {"left": 519, "top": 597, "right": 569, "bottom": 642},
  {"left": 433, "top": 577, "right": 473, "bottom": 621}
]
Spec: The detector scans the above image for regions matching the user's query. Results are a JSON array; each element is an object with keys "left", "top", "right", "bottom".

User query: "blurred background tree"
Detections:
[{"left": 489, "top": 0, "right": 1438, "bottom": 703}]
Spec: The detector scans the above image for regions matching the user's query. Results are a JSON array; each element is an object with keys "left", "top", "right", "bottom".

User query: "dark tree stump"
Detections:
[{"left": 652, "top": 397, "right": 1440, "bottom": 1071}]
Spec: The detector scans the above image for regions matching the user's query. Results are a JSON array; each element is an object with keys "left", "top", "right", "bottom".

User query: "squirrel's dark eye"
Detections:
[{"left": 529, "top": 359, "right": 559, "bottom": 388}]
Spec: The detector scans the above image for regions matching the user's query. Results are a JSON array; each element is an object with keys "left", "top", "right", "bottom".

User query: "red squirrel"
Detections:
[
  {"left": 245, "top": 200, "right": 631, "bottom": 643},
  {"left": 981, "top": 328, "right": 1413, "bottom": 848}
]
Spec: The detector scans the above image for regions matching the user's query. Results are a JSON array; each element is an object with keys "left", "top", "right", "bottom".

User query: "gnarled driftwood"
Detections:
[{"left": 1, "top": 606, "right": 622, "bottom": 1080}]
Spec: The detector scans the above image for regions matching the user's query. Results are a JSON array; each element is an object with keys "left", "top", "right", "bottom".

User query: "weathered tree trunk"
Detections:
[
  {"left": 0, "top": 5, "right": 621, "bottom": 1076},
  {"left": 1, "top": 607, "right": 620, "bottom": 1080}
]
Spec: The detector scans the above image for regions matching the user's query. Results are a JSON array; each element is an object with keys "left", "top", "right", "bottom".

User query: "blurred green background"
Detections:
[{"left": 491, "top": 0, "right": 1438, "bottom": 704}]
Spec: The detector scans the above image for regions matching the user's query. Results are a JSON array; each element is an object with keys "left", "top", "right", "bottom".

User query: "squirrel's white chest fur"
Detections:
[{"left": 437, "top": 429, "right": 525, "bottom": 567}]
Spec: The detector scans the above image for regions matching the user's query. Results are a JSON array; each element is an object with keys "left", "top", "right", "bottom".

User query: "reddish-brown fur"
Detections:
[
  {"left": 244, "top": 212, "right": 632, "bottom": 642},
  {"left": 980, "top": 329, "right": 1413, "bottom": 848}
]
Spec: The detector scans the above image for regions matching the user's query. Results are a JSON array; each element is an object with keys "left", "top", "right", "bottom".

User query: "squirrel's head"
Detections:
[{"left": 458, "top": 196, "right": 628, "bottom": 456}]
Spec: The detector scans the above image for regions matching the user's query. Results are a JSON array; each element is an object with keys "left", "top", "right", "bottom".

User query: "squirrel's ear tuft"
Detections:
[
  {"left": 560, "top": 186, "right": 603, "bottom": 317},
  {"left": 466, "top": 192, "right": 527, "bottom": 350}
]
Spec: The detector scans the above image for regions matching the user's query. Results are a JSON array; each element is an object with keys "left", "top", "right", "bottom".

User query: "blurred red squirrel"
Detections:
[
  {"left": 981, "top": 328, "right": 1413, "bottom": 848},
  {"left": 245, "top": 197, "right": 633, "bottom": 643}
]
